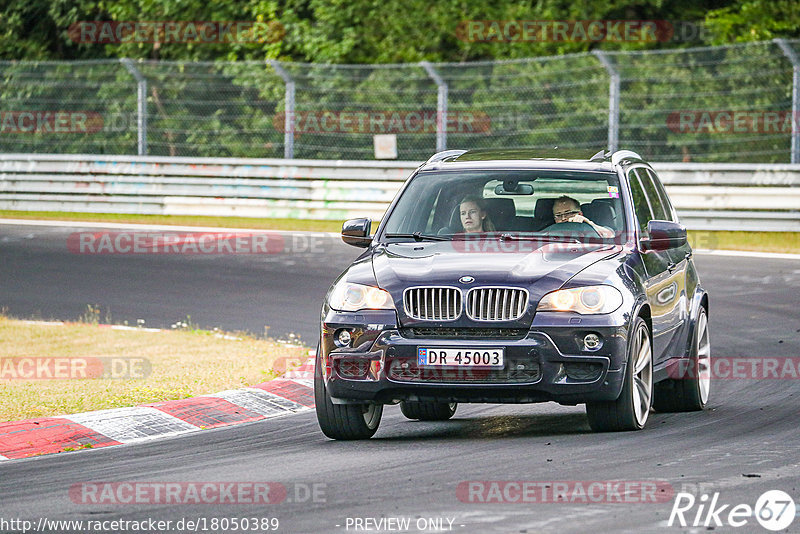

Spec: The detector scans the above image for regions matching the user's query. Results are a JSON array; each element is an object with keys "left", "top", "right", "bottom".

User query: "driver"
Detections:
[
  {"left": 459, "top": 195, "right": 496, "bottom": 233},
  {"left": 552, "top": 196, "right": 614, "bottom": 238}
]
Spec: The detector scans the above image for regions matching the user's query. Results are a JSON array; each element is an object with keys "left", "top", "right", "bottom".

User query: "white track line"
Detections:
[
  {"left": 20, "top": 320, "right": 66, "bottom": 326},
  {"left": 693, "top": 249, "right": 800, "bottom": 260}
]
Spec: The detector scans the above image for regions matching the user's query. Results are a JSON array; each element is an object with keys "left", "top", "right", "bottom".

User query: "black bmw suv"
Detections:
[{"left": 315, "top": 149, "right": 710, "bottom": 439}]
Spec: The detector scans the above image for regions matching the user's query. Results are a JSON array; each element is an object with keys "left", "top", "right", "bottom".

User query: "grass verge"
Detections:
[
  {"left": 0, "top": 210, "right": 343, "bottom": 233},
  {"left": 0, "top": 316, "right": 310, "bottom": 422},
  {"left": 687, "top": 230, "right": 800, "bottom": 254}
]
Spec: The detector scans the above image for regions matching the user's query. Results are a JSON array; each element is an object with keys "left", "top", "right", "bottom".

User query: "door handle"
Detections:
[{"left": 667, "top": 262, "right": 677, "bottom": 273}]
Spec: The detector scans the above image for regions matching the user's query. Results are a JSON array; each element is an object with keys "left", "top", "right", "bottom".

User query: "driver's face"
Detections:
[
  {"left": 553, "top": 201, "right": 581, "bottom": 222},
  {"left": 460, "top": 201, "right": 485, "bottom": 233}
]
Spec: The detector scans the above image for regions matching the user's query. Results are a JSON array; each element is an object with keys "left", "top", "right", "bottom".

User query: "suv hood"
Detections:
[{"left": 372, "top": 240, "right": 621, "bottom": 328}]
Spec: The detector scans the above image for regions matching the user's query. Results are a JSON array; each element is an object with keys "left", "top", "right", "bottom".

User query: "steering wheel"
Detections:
[{"left": 541, "top": 221, "right": 601, "bottom": 238}]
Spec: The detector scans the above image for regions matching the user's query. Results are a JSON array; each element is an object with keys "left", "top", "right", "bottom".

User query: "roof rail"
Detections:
[
  {"left": 610, "top": 150, "right": 643, "bottom": 166},
  {"left": 425, "top": 149, "right": 467, "bottom": 164},
  {"left": 589, "top": 149, "right": 608, "bottom": 162}
]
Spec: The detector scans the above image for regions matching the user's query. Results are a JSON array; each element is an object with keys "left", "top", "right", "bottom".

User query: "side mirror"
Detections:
[
  {"left": 342, "top": 218, "right": 372, "bottom": 248},
  {"left": 641, "top": 220, "right": 687, "bottom": 251}
]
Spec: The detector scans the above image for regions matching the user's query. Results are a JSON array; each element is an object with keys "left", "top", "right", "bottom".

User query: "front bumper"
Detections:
[{"left": 320, "top": 309, "right": 631, "bottom": 406}]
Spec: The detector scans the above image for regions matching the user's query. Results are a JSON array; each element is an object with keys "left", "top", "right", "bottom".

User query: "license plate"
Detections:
[{"left": 418, "top": 347, "right": 504, "bottom": 367}]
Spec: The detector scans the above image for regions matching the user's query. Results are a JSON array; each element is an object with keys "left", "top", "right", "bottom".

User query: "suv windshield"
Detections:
[{"left": 382, "top": 169, "right": 625, "bottom": 242}]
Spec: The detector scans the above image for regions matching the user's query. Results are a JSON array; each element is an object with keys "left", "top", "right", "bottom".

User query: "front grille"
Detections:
[
  {"left": 466, "top": 287, "right": 528, "bottom": 321},
  {"left": 388, "top": 358, "right": 540, "bottom": 384},
  {"left": 402, "top": 327, "right": 526, "bottom": 340},
  {"left": 403, "top": 287, "right": 461, "bottom": 321}
]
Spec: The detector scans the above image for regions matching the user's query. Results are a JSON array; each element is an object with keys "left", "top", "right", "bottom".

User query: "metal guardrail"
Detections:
[
  {"left": 654, "top": 164, "right": 800, "bottom": 231},
  {"left": 0, "top": 154, "right": 798, "bottom": 232}
]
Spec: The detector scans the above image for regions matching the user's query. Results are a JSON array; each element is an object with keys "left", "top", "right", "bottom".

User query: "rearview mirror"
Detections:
[
  {"left": 641, "top": 220, "right": 687, "bottom": 251},
  {"left": 494, "top": 182, "right": 534, "bottom": 195},
  {"left": 342, "top": 218, "right": 372, "bottom": 248}
]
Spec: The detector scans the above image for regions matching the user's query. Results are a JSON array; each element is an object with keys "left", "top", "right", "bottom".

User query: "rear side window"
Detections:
[
  {"left": 645, "top": 168, "right": 678, "bottom": 223},
  {"left": 628, "top": 169, "right": 653, "bottom": 235},
  {"left": 635, "top": 168, "right": 668, "bottom": 221}
]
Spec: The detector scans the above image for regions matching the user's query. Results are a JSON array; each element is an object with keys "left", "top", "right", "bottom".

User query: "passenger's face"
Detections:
[
  {"left": 460, "top": 201, "right": 485, "bottom": 233},
  {"left": 553, "top": 200, "right": 581, "bottom": 222}
]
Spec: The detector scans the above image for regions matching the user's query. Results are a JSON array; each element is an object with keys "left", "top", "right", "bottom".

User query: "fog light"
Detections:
[
  {"left": 335, "top": 329, "right": 352, "bottom": 347},
  {"left": 583, "top": 333, "right": 602, "bottom": 351},
  {"left": 337, "top": 358, "right": 370, "bottom": 379},
  {"left": 564, "top": 362, "right": 603, "bottom": 381}
]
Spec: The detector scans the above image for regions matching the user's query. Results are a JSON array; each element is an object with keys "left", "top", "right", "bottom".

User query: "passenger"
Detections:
[
  {"left": 552, "top": 195, "right": 614, "bottom": 238},
  {"left": 459, "top": 196, "right": 496, "bottom": 233}
]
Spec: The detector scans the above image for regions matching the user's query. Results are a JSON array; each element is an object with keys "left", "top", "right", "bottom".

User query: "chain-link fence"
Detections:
[{"left": 1, "top": 39, "right": 798, "bottom": 162}]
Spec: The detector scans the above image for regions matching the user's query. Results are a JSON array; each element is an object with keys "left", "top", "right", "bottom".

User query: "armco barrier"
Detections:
[{"left": 0, "top": 154, "right": 798, "bottom": 232}]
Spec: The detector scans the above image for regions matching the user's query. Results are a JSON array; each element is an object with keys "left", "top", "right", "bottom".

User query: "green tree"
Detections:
[{"left": 705, "top": 0, "right": 800, "bottom": 43}]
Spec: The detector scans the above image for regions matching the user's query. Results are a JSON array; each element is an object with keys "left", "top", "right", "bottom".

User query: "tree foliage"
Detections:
[{"left": 2, "top": 0, "right": 798, "bottom": 62}]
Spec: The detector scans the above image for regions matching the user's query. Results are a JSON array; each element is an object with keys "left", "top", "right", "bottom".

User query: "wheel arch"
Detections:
[
  {"left": 684, "top": 288, "right": 709, "bottom": 358},
  {"left": 632, "top": 299, "right": 653, "bottom": 347}
]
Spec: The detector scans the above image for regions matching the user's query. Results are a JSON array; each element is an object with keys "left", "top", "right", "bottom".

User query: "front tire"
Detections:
[
  {"left": 314, "top": 345, "right": 382, "bottom": 440},
  {"left": 400, "top": 401, "right": 457, "bottom": 421},
  {"left": 653, "top": 307, "right": 710, "bottom": 412},
  {"left": 586, "top": 317, "right": 653, "bottom": 432}
]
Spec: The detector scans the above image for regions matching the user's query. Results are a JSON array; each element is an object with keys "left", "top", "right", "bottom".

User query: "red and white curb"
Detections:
[{"left": 0, "top": 359, "right": 316, "bottom": 460}]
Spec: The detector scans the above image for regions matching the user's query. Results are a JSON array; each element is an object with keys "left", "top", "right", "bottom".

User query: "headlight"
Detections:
[
  {"left": 536, "top": 286, "right": 623, "bottom": 314},
  {"left": 328, "top": 281, "right": 395, "bottom": 312}
]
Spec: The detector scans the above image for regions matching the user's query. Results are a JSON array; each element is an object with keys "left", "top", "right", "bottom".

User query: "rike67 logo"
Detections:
[{"left": 668, "top": 489, "right": 796, "bottom": 531}]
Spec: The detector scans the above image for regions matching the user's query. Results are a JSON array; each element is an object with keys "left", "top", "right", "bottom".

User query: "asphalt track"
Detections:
[
  {"left": 1, "top": 221, "right": 800, "bottom": 533},
  {"left": 0, "top": 222, "right": 349, "bottom": 343}
]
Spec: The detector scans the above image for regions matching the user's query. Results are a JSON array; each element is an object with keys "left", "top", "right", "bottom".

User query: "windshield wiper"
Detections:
[
  {"left": 499, "top": 233, "right": 580, "bottom": 244},
  {"left": 385, "top": 232, "right": 450, "bottom": 242}
]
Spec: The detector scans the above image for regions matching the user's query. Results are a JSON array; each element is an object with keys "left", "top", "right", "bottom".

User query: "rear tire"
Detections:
[
  {"left": 400, "top": 401, "right": 457, "bottom": 421},
  {"left": 653, "top": 307, "right": 710, "bottom": 412},
  {"left": 314, "top": 344, "right": 382, "bottom": 440},
  {"left": 586, "top": 317, "right": 652, "bottom": 432}
]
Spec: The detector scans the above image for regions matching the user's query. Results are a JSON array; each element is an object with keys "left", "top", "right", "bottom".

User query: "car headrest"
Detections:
[
  {"left": 591, "top": 198, "right": 617, "bottom": 218},
  {"left": 584, "top": 200, "right": 616, "bottom": 229},
  {"left": 483, "top": 198, "right": 516, "bottom": 229},
  {"left": 534, "top": 198, "right": 557, "bottom": 222}
]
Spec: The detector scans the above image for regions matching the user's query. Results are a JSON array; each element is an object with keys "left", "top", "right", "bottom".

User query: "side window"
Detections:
[
  {"left": 646, "top": 169, "right": 677, "bottom": 222},
  {"left": 635, "top": 168, "right": 668, "bottom": 221},
  {"left": 628, "top": 169, "right": 653, "bottom": 235}
]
